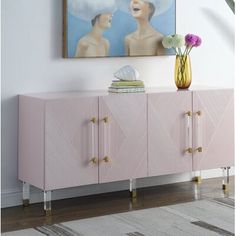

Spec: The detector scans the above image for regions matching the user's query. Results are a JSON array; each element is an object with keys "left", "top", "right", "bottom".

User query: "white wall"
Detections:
[{"left": 1, "top": 0, "right": 234, "bottom": 208}]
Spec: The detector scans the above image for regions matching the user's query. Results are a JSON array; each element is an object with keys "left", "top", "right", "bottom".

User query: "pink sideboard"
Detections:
[{"left": 18, "top": 88, "right": 234, "bottom": 215}]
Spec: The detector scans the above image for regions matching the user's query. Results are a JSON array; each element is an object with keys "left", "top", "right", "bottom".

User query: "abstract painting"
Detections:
[{"left": 63, "top": 0, "right": 176, "bottom": 58}]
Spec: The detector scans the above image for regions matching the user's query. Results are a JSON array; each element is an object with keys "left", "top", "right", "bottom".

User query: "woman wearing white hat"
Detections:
[
  {"left": 117, "top": 0, "right": 174, "bottom": 56},
  {"left": 68, "top": 0, "right": 117, "bottom": 57}
]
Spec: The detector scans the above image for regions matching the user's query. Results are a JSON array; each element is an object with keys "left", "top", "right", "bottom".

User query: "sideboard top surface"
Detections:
[{"left": 19, "top": 86, "right": 233, "bottom": 101}]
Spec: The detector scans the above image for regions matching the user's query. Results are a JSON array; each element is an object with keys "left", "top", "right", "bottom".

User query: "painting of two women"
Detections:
[{"left": 64, "top": 0, "right": 176, "bottom": 58}]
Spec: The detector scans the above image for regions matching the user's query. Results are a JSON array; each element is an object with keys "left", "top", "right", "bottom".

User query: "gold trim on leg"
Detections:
[
  {"left": 192, "top": 176, "right": 202, "bottom": 184},
  {"left": 45, "top": 209, "right": 52, "bottom": 217},
  {"left": 130, "top": 190, "right": 137, "bottom": 199},
  {"left": 23, "top": 199, "right": 30, "bottom": 207},
  {"left": 222, "top": 184, "right": 229, "bottom": 191}
]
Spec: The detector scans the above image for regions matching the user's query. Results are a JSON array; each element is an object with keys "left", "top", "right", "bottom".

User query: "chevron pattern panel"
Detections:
[
  {"left": 45, "top": 97, "right": 99, "bottom": 190},
  {"left": 148, "top": 91, "right": 193, "bottom": 177},
  {"left": 193, "top": 90, "right": 234, "bottom": 171},
  {"left": 99, "top": 94, "right": 147, "bottom": 183}
]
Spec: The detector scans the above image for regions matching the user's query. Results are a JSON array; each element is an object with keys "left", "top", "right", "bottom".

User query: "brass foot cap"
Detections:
[
  {"left": 130, "top": 190, "right": 137, "bottom": 199},
  {"left": 23, "top": 199, "right": 30, "bottom": 207},
  {"left": 222, "top": 184, "right": 229, "bottom": 191},
  {"left": 192, "top": 176, "right": 202, "bottom": 184},
  {"left": 45, "top": 209, "right": 52, "bottom": 217}
]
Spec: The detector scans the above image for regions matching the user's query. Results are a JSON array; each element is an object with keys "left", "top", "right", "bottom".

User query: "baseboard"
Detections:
[{"left": 1, "top": 168, "right": 234, "bottom": 208}]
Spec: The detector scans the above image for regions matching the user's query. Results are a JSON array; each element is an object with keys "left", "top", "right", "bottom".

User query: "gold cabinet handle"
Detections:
[
  {"left": 90, "top": 157, "right": 98, "bottom": 164},
  {"left": 90, "top": 117, "right": 97, "bottom": 124},
  {"left": 102, "top": 156, "right": 110, "bottom": 163},
  {"left": 185, "top": 148, "right": 193, "bottom": 154},
  {"left": 103, "top": 117, "right": 109, "bottom": 123},
  {"left": 196, "top": 147, "right": 203, "bottom": 153}
]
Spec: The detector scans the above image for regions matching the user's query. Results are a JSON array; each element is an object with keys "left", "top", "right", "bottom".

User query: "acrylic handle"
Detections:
[
  {"left": 185, "top": 111, "right": 192, "bottom": 154},
  {"left": 103, "top": 117, "right": 110, "bottom": 161},
  {"left": 90, "top": 117, "right": 96, "bottom": 161},
  {"left": 195, "top": 111, "right": 203, "bottom": 153}
]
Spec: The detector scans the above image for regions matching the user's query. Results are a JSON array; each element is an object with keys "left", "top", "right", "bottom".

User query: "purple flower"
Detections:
[
  {"left": 185, "top": 34, "right": 197, "bottom": 46},
  {"left": 194, "top": 36, "right": 202, "bottom": 47},
  {"left": 185, "top": 34, "right": 202, "bottom": 47}
]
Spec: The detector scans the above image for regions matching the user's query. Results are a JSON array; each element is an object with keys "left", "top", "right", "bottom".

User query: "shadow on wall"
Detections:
[
  {"left": 1, "top": 95, "right": 21, "bottom": 191},
  {"left": 200, "top": 7, "right": 234, "bottom": 50},
  {"left": 50, "top": 0, "right": 63, "bottom": 59}
]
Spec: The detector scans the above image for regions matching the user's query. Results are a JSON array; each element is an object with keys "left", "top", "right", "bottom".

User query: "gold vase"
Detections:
[{"left": 174, "top": 55, "right": 192, "bottom": 89}]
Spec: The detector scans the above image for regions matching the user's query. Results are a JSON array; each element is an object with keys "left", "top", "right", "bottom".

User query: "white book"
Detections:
[{"left": 108, "top": 87, "right": 145, "bottom": 93}]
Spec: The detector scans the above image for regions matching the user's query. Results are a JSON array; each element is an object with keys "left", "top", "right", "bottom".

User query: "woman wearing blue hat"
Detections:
[
  {"left": 68, "top": 0, "right": 117, "bottom": 57},
  {"left": 117, "top": 0, "right": 174, "bottom": 56}
]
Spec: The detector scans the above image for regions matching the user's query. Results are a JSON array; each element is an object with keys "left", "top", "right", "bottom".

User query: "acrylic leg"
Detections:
[
  {"left": 44, "top": 191, "right": 52, "bottom": 216},
  {"left": 222, "top": 167, "right": 226, "bottom": 190},
  {"left": 227, "top": 167, "right": 230, "bottom": 185},
  {"left": 22, "top": 182, "right": 30, "bottom": 207},
  {"left": 222, "top": 167, "right": 230, "bottom": 191},
  {"left": 193, "top": 171, "right": 202, "bottom": 184},
  {"left": 194, "top": 183, "right": 200, "bottom": 200},
  {"left": 129, "top": 179, "right": 137, "bottom": 199}
]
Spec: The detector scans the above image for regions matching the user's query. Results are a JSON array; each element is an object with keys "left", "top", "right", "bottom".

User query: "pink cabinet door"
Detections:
[
  {"left": 192, "top": 90, "right": 234, "bottom": 171},
  {"left": 45, "top": 97, "right": 99, "bottom": 190},
  {"left": 148, "top": 91, "right": 193, "bottom": 176},
  {"left": 99, "top": 94, "right": 148, "bottom": 183}
]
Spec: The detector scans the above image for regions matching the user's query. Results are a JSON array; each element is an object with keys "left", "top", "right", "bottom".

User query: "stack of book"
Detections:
[{"left": 108, "top": 80, "right": 145, "bottom": 93}]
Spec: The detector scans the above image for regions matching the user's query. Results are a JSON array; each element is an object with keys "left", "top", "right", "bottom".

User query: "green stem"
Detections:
[
  {"left": 187, "top": 46, "right": 193, "bottom": 55},
  {"left": 174, "top": 48, "right": 179, "bottom": 55},
  {"left": 183, "top": 46, "right": 188, "bottom": 56},
  {"left": 178, "top": 48, "right": 182, "bottom": 56}
]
